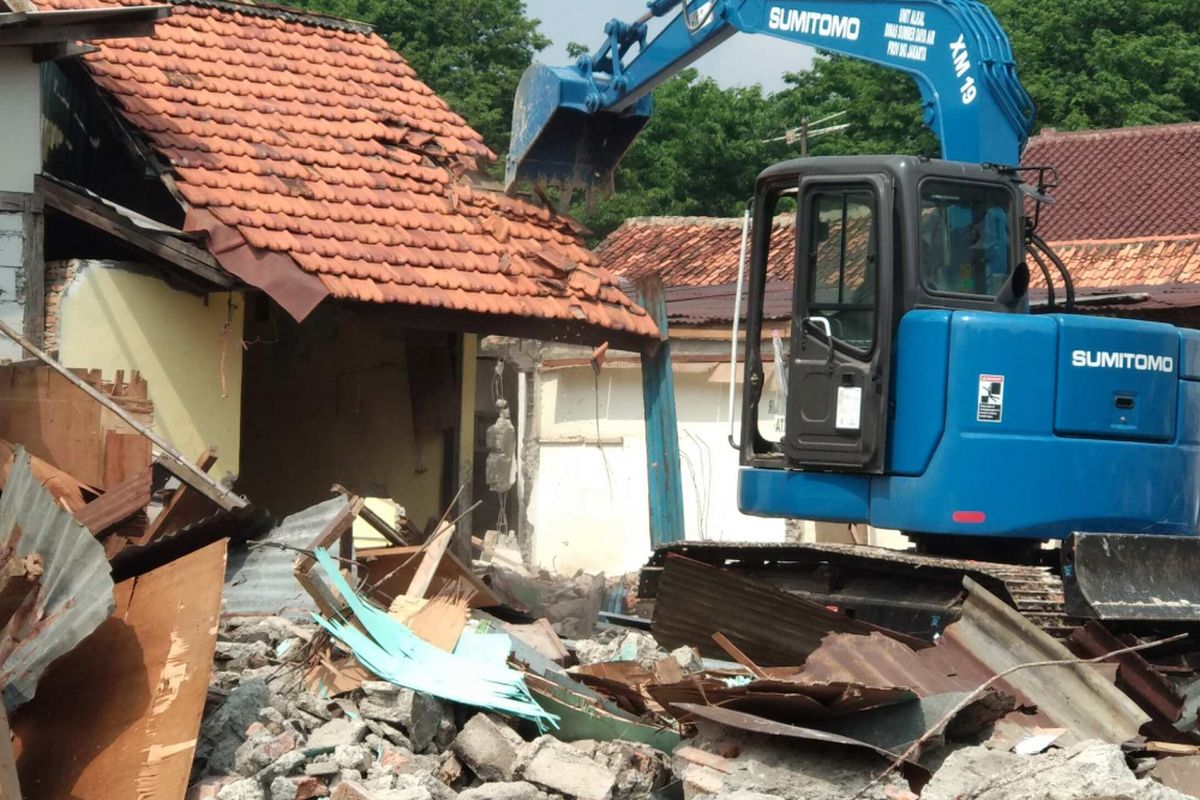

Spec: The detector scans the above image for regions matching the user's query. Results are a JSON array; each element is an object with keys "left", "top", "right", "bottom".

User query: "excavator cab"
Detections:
[{"left": 739, "top": 155, "right": 1028, "bottom": 475}]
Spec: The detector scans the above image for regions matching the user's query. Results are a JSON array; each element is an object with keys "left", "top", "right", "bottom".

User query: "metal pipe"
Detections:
[{"left": 727, "top": 208, "right": 751, "bottom": 449}]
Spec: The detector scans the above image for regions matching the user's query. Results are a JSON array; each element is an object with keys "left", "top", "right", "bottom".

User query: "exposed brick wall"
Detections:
[{"left": 43, "top": 259, "right": 82, "bottom": 355}]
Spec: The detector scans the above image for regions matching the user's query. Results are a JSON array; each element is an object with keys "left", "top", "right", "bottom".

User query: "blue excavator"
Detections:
[{"left": 507, "top": 0, "right": 1200, "bottom": 636}]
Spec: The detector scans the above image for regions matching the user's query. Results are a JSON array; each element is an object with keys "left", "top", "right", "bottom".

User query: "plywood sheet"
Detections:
[
  {"left": 0, "top": 364, "right": 152, "bottom": 489},
  {"left": 12, "top": 540, "right": 227, "bottom": 799}
]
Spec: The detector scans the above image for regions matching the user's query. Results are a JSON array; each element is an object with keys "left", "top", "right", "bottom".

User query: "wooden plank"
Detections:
[
  {"left": 405, "top": 521, "right": 454, "bottom": 599},
  {"left": 0, "top": 324, "right": 244, "bottom": 511},
  {"left": 101, "top": 431, "right": 150, "bottom": 489},
  {"left": 12, "top": 540, "right": 227, "bottom": 800},
  {"left": 0, "top": 19, "right": 160, "bottom": 47},
  {"left": 0, "top": 438, "right": 92, "bottom": 512},
  {"left": 74, "top": 466, "right": 151, "bottom": 536},
  {"left": 635, "top": 275, "right": 685, "bottom": 547},
  {"left": 454, "top": 332, "right": 477, "bottom": 560},
  {"left": 134, "top": 447, "right": 217, "bottom": 545},
  {"left": 357, "top": 544, "right": 499, "bottom": 609},
  {"left": 20, "top": 209, "right": 43, "bottom": 349},
  {"left": 0, "top": 0, "right": 36, "bottom": 16},
  {"left": 31, "top": 41, "right": 99, "bottom": 61},
  {"left": 34, "top": 176, "right": 230, "bottom": 288}
]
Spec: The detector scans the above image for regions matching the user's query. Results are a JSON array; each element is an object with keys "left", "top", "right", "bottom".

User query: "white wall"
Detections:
[
  {"left": 0, "top": 49, "right": 40, "bottom": 194},
  {"left": 526, "top": 362, "right": 785, "bottom": 576}
]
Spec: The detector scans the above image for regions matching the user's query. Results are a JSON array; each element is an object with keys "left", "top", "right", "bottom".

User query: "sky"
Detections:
[{"left": 523, "top": 1, "right": 814, "bottom": 94}]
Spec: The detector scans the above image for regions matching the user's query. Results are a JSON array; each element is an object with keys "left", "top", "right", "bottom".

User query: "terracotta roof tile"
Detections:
[
  {"left": 597, "top": 217, "right": 1200, "bottom": 301},
  {"left": 38, "top": 0, "right": 655, "bottom": 341},
  {"left": 1023, "top": 123, "right": 1200, "bottom": 242}
]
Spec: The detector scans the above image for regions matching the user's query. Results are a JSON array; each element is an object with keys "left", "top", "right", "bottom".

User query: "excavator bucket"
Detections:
[
  {"left": 505, "top": 64, "right": 652, "bottom": 193},
  {"left": 1063, "top": 533, "right": 1200, "bottom": 623}
]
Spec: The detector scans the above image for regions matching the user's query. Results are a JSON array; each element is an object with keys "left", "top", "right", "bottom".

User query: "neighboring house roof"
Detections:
[
  {"left": 37, "top": 0, "right": 656, "bottom": 345},
  {"left": 596, "top": 216, "right": 796, "bottom": 288},
  {"left": 1022, "top": 123, "right": 1200, "bottom": 242}
]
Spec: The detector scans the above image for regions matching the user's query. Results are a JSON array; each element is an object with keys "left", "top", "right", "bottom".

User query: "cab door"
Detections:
[{"left": 783, "top": 175, "right": 894, "bottom": 472}]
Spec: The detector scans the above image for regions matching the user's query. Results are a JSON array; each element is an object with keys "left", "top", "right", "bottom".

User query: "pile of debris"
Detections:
[
  {"left": 191, "top": 615, "right": 672, "bottom": 800},
  {"left": 0, "top": 350, "right": 1198, "bottom": 800}
]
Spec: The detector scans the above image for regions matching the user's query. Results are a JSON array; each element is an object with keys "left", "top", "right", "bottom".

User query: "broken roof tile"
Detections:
[{"left": 38, "top": 0, "right": 656, "bottom": 342}]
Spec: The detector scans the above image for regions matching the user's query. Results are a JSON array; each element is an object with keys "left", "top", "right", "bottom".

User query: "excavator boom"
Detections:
[{"left": 507, "top": 0, "right": 1035, "bottom": 191}]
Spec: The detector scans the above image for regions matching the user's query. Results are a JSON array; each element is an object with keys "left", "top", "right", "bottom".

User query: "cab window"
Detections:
[
  {"left": 919, "top": 180, "right": 1012, "bottom": 297},
  {"left": 805, "top": 190, "right": 876, "bottom": 352}
]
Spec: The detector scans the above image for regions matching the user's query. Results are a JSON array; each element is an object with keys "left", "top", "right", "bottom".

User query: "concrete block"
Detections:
[
  {"left": 457, "top": 782, "right": 547, "bottom": 800},
  {"left": 359, "top": 683, "right": 448, "bottom": 752},
  {"left": 309, "top": 718, "right": 369, "bottom": 750},
  {"left": 270, "top": 776, "right": 300, "bottom": 800},
  {"left": 217, "top": 779, "right": 268, "bottom": 800},
  {"left": 517, "top": 735, "right": 616, "bottom": 800},
  {"left": 452, "top": 713, "right": 520, "bottom": 782},
  {"left": 335, "top": 744, "right": 374, "bottom": 772}
]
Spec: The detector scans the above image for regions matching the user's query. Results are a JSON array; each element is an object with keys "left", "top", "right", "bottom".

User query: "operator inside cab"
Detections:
[{"left": 919, "top": 182, "right": 1012, "bottom": 298}]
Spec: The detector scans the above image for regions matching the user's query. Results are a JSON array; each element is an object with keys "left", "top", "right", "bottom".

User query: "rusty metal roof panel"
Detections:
[
  {"left": 222, "top": 496, "right": 348, "bottom": 618},
  {"left": 650, "top": 554, "right": 923, "bottom": 667},
  {"left": 944, "top": 577, "right": 1149, "bottom": 746},
  {"left": 1067, "top": 620, "right": 1196, "bottom": 743},
  {"left": 0, "top": 448, "right": 115, "bottom": 711}
]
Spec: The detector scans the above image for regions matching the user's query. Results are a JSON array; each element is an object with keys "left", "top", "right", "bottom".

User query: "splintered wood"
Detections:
[
  {"left": 388, "top": 578, "right": 476, "bottom": 652},
  {"left": 12, "top": 541, "right": 227, "bottom": 800}
]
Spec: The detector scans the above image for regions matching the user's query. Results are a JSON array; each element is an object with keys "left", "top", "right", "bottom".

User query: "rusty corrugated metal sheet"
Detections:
[
  {"left": 1067, "top": 620, "right": 1197, "bottom": 743},
  {"left": 0, "top": 448, "right": 115, "bottom": 711},
  {"left": 650, "top": 554, "right": 925, "bottom": 666},
  {"left": 222, "top": 496, "right": 348, "bottom": 617},
  {"left": 941, "top": 577, "right": 1149, "bottom": 746}
]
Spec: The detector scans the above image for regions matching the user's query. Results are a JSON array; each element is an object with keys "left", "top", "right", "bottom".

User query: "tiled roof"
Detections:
[
  {"left": 1023, "top": 123, "right": 1200, "bottom": 242},
  {"left": 38, "top": 0, "right": 656, "bottom": 343},
  {"left": 595, "top": 216, "right": 797, "bottom": 288},
  {"left": 1040, "top": 237, "right": 1200, "bottom": 294},
  {"left": 599, "top": 216, "right": 1200, "bottom": 319}
]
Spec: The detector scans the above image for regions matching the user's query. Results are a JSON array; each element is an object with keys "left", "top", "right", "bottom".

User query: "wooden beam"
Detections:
[
  {"left": 0, "top": 193, "right": 39, "bottom": 214},
  {"left": 635, "top": 275, "right": 685, "bottom": 548},
  {"left": 405, "top": 522, "right": 454, "bottom": 600},
  {"left": 0, "top": 317, "right": 246, "bottom": 511},
  {"left": 453, "top": 332, "right": 477, "bottom": 561},
  {"left": 21, "top": 206, "right": 43, "bottom": 348},
  {"left": 31, "top": 41, "right": 99, "bottom": 62},
  {"left": 135, "top": 447, "right": 218, "bottom": 545},
  {"left": 34, "top": 176, "right": 232, "bottom": 289},
  {"left": 0, "top": 18, "right": 159, "bottom": 46},
  {"left": 0, "top": 0, "right": 36, "bottom": 14},
  {"left": 332, "top": 484, "right": 411, "bottom": 546}
]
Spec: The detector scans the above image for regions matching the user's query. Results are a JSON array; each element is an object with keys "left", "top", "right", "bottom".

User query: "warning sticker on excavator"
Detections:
[{"left": 978, "top": 374, "right": 1004, "bottom": 422}]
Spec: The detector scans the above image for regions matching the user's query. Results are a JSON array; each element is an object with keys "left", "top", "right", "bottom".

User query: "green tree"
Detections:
[
  {"left": 573, "top": 69, "right": 797, "bottom": 239},
  {"left": 988, "top": 0, "right": 1200, "bottom": 130},
  {"left": 289, "top": 0, "right": 549, "bottom": 153}
]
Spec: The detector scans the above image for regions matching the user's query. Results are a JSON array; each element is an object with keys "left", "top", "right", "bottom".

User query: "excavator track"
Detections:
[{"left": 640, "top": 541, "right": 1075, "bottom": 640}]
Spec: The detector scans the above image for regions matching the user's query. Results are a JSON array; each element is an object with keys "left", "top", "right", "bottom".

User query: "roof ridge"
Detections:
[
  {"left": 1048, "top": 234, "right": 1200, "bottom": 247},
  {"left": 614, "top": 214, "right": 796, "bottom": 229},
  {"left": 1029, "top": 120, "right": 1200, "bottom": 144},
  {"left": 176, "top": 0, "right": 375, "bottom": 35}
]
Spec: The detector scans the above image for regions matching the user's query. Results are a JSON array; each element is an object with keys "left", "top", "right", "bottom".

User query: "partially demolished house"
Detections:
[{"left": 22, "top": 0, "right": 657, "bottom": 543}]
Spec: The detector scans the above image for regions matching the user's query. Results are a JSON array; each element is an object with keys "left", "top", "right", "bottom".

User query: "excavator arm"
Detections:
[{"left": 506, "top": 0, "right": 1035, "bottom": 190}]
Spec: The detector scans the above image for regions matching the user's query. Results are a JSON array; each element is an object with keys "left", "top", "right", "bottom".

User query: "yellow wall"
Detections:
[
  {"left": 238, "top": 299, "right": 451, "bottom": 524},
  {"left": 57, "top": 262, "right": 244, "bottom": 478}
]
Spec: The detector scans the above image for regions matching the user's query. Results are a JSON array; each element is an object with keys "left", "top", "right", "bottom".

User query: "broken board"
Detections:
[{"left": 12, "top": 540, "right": 227, "bottom": 799}]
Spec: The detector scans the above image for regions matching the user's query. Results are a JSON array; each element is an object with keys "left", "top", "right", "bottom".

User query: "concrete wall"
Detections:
[
  {"left": 238, "top": 301, "right": 453, "bottom": 525},
  {"left": 0, "top": 214, "right": 24, "bottom": 362},
  {"left": 0, "top": 50, "right": 40, "bottom": 195},
  {"left": 56, "top": 262, "right": 245, "bottom": 477},
  {"left": 526, "top": 361, "right": 786, "bottom": 576}
]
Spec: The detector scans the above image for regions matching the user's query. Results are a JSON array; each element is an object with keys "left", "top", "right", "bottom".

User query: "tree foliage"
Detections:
[
  {"left": 573, "top": 0, "right": 1200, "bottom": 236},
  {"left": 288, "top": 0, "right": 549, "bottom": 153}
]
